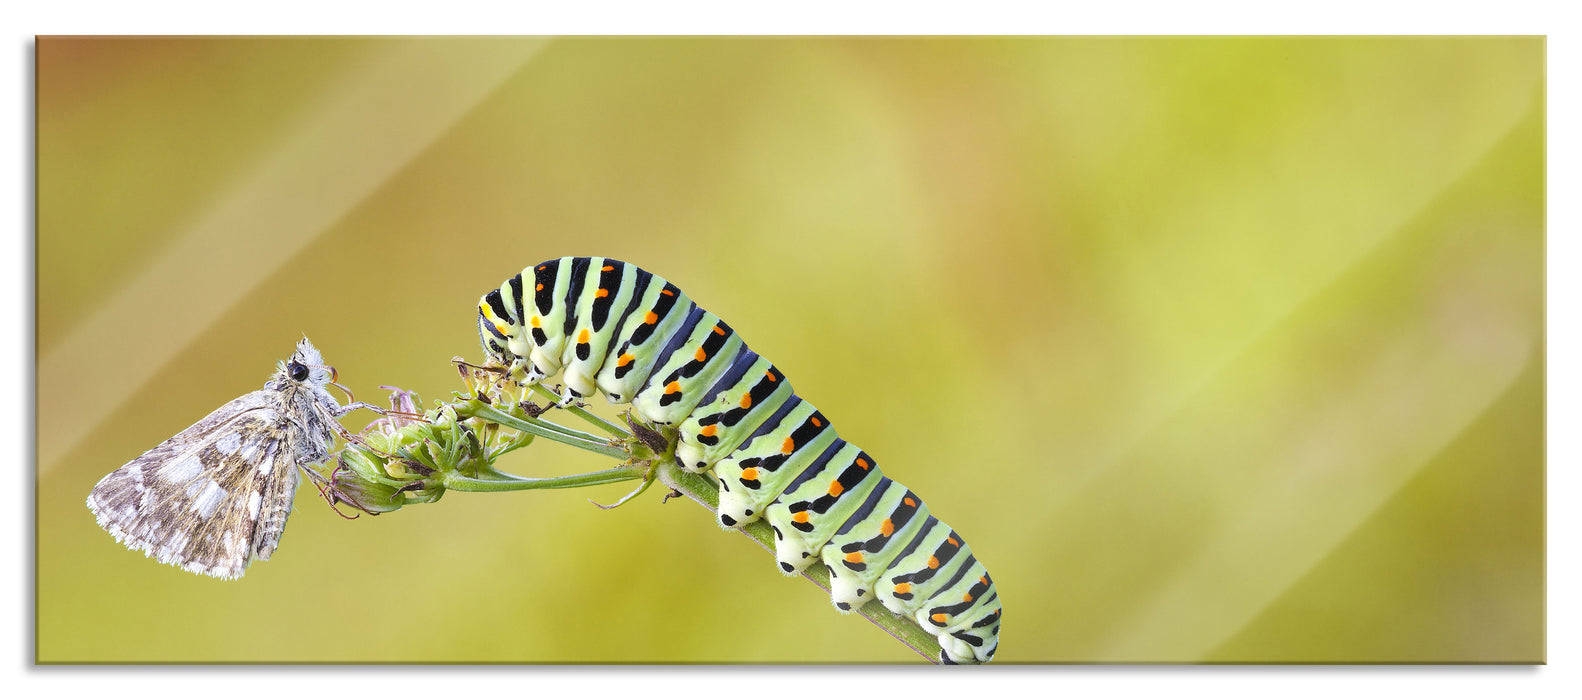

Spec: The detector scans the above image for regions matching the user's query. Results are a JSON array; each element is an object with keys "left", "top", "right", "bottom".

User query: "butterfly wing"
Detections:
[{"left": 86, "top": 390, "right": 300, "bottom": 580}]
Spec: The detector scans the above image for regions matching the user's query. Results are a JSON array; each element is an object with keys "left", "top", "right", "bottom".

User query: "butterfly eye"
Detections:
[{"left": 287, "top": 361, "right": 309, "bottom": 382}]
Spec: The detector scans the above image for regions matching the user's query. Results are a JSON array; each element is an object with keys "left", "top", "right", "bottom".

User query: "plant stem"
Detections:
[
  {"left": 466, "top": 401, "right": 629, "bottom": 460},
  {"left": 441, "top": 464, "right": 643, "bottom": 493},
  {"left": 527, "top": 383, "right": 629, "bottom": 437}
]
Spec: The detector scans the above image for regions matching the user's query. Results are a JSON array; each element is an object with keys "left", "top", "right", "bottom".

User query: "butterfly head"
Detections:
[{"left": 272, "top": 337, "right": 336, "bottom": 390}]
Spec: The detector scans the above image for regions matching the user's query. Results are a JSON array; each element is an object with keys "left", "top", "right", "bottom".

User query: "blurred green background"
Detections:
[{"left": 36, "top": 37, "right": 1543, "bottom": 663}]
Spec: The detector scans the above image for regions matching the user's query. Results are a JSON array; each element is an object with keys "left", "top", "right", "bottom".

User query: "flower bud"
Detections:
[
  {"left": 339, "top": 445, "right": 392, "bottom": 485},
  {"left": 328, "top": 461, "right": 407, "bottom": 515}
]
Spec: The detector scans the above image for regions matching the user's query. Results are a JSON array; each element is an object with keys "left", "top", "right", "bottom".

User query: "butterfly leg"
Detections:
[
  {"left": 310, "top": 401, "right": 405, "bottom": 459},
  {"left": 330, "top": 401, "right": 386, "bottom": 419},
  {"left": 302, "top": 465, "right": 364, "bottom": 519},
  {"left": 550, "top": 383, "right": 583, "bottom": 408}
]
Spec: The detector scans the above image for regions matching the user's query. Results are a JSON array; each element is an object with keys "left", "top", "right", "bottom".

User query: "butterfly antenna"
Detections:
[{"left": 309, "top": 363, "right": 358, "bottom": 403}]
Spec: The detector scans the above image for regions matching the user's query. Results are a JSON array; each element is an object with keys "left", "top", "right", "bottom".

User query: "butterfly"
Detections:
[{"left": 85, "top": 338, "right": 378, "bottom": 579}]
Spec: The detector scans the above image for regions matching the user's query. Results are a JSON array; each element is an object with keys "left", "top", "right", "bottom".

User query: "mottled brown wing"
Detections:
[{"left": 85, "top": 390, "right": 300, "bottom": 580}]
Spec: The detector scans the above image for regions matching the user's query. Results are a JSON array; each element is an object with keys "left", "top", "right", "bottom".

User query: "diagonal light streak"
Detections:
[
  {"left": 1086, "top": 111, "right": 1541, "bottom": 661},
  {"left": 1097, "top": 325, "right": 1532, "bottom": 661},
  {"left": 38, "top": 38, "right": 550, "bottom": 474}
]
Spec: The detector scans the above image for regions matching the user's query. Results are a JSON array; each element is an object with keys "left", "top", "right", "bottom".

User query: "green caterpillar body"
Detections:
[{"left": 477, "top": 256, "right": 999, "bottom": 664}]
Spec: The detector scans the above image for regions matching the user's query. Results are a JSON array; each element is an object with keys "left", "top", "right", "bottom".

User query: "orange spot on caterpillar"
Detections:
[
  {"left": 617, "top": 354, "right": 634, "bottom": 367},
  {"left": 602, "top": 265, "right": 614, "bottom": 272},
  {"left": 694, "top": 348, "right": 708, "bottom": 362},
  {"left": 828, "top": 480, "right": 844, "bottom": 497},
  {"left": 739, "top": 393, "right": 754, "bottom": 409},
  {"left": 578, "top": 329, "right": 590, "bottom": 343},
  {"left": 845, "top": 551, "right": 864, "bottom": 563},
  {"left": 948, "top": 537, "right": 959, "bottom": 546},
  {"left": 781, "top": 437, "right": 795, "bottom": 454},
  {"left": 895, "top": 582, "right": 911, "bottom": 594},
  {"left": 644, "top": 311, "right": 658, "bottom": 325},
  {"left": 530, "top": 316, "right": 541, "bottom": 328},
  {"left": 812, "top": 417, "right": 823, "bottom": 427},
  {"left": 700, "top": 425, "right": 718, "bottom": 437},
  {"left": 792, "top": 512, "right": 809, "bottom": 524},
  {"left": 741, "top": 467, "right": 759, "bottom": 481},
  {"left": 963, "top": 593, "right": 973, "bottom": 602},
  {"left": 712, "top": 325, "right": 725, "bottom": 335},
  {"left": 880, "top": 519, "right": 894, "bottom": 536},
  {"left": 927, "top": 556, "right": 940, "bottom": 569},
  {"left": 904, "top": 497, "right": 916, "bottom": 507},
  {"left": 595, "top": 288, "right": 609, "bottom": 298},
  {"left": 661, "top": 289, "right": 675, "bottom": 296},
  {"left": 535, "top": 283, "right": 544, "bottom": 291},
  {"left": 766, "top": 370, "right": 778, "bottom": 381},
  {"left": 495, "top": 324, "right": 509, "bottom": 336},
  {"left": 979, "top": 576, "right": 988, "bottom": 585},
  {"left": 855, "top": 457, "right": 869, "bottom": 469},
  {"left": 931, "top": 613, "right": 948, "bottom": 624},
  {"left": 537, "top": 265, "right": 547, "bottom": 271},
  {"left": 665, "top": 381, "right": 681, "bottom": 395}
]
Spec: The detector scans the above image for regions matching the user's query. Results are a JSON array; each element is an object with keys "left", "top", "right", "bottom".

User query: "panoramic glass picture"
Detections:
[{"left": 37, "top": 36, "right": 1543, "bottom": 664}]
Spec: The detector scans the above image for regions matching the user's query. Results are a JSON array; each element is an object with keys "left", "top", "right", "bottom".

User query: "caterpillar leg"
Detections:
[
  {"left": 496, "top": 355, "right": 544, "bottom": 386},
  {"left": 709, "top": 398, "right": 835, "bottom": 528},
  {"left": 673, "top": 353, "right": 793, "bottom": 473},
  {"left": 820, "top": 482, "right": 931, "bottom": 612},
  {"left": 764, "top": 443, "right": 884, "bottom": 575},
  {"left": 553, "top": 384, "right": 581, "bottom": 408},
  {"left": 941, "top": 606, "right": 1001, "bottom": 664},
  {"left": 939, "top": 636, "right": 979, "bottom": 665},
  {"left": 563, "top": 372, "right": 597, "bottom": 405},
  {"left": 929, "top": 606, "right": 1001, "bottom": 664}
]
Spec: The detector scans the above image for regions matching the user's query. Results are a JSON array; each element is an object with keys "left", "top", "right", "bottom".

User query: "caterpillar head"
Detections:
[
  {"left": 478, "top": 292, "right": 527, "bottom": 372},
  {"left": 477, "top": 301, "right": 513, "bottom": 363},
  {"left": 477, "top": 291, "right": 545, "bottom": 384}
]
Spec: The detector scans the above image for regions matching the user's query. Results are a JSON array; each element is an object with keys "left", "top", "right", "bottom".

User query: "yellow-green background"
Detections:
[{"left": 36, "top": 37, "right": 1543, "bottom": 663}]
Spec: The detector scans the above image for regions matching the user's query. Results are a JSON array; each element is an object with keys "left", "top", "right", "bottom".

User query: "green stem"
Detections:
[
  {"left": 441, "top": 464, "right": 643, "bottom": 493},
  {"left": 466, "top": 402, "right": 629, "bottom": 460},
  {"left": 528, "top": 383, "right": 629, "bottom": 437}
]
